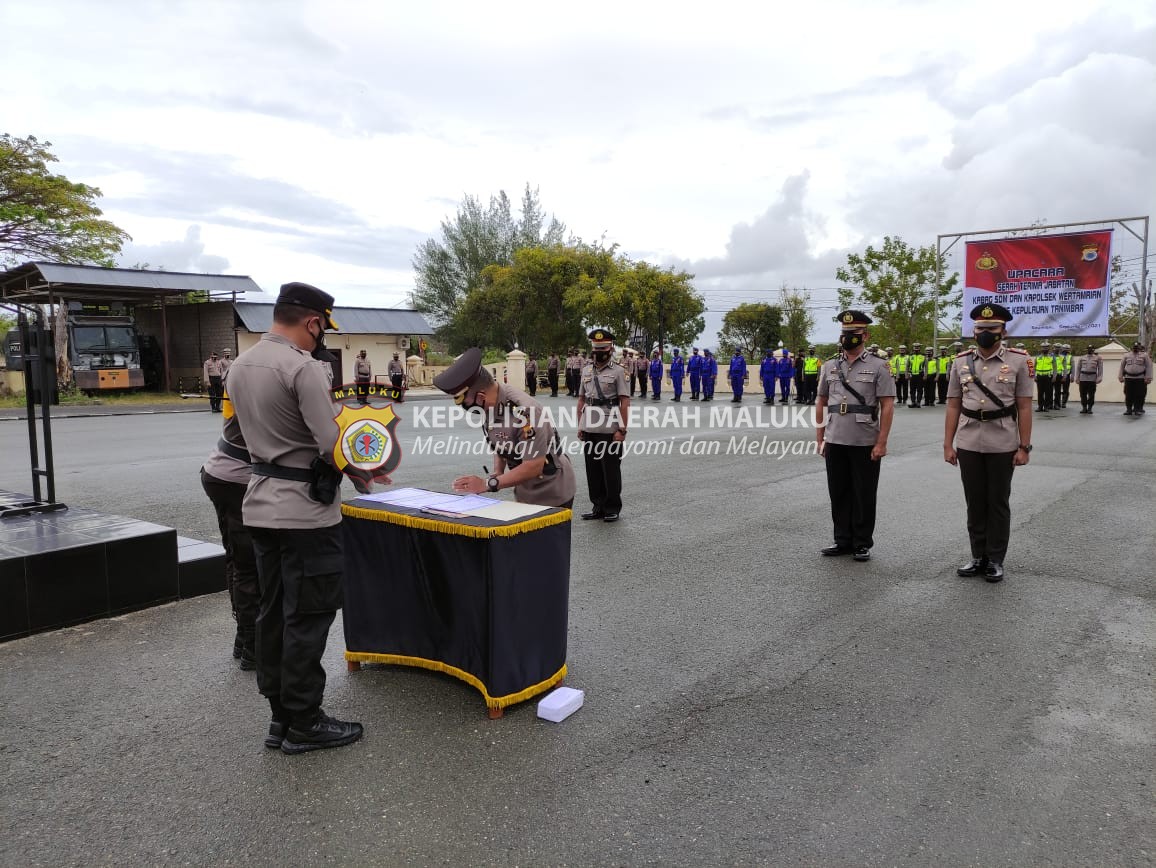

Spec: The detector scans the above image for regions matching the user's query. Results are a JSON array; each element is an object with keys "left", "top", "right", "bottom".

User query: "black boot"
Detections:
[{"left": 281, "top": 711, "right": 364, "bottom": 754}]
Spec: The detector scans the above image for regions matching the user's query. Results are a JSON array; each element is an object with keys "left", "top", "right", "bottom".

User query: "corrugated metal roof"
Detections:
[
  {"left": 234, "top": 302, "right": 433, "bottom": 335},
  {"left": 0, "top": 261, "right": 260, "bottom": 299}
]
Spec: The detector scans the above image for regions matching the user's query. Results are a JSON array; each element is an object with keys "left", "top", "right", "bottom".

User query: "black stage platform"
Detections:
[{"left": 0, "top": 490, "right": 226, "bottom": 642}]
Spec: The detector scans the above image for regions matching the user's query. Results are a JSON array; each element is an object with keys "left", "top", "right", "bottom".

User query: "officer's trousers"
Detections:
[
  {"left": 249, "top": 524, "right": 343, "bottom": 727},
  {"left": 548, "top": 370, "right": 559, "bottom": 396},
  {"left": 582, "top": 433, "right": 623, "bottom": 514},
  {"left": 208, "top": 375, "right": 223, "bottom": 412},
  {"left": 635, "top": 370, "right": 648, "bottom": 397},
  {"left": 824, "top": 443, "right": 881, "bottom": 550},
  {"left": 1123, "top": 378, "right": 1147, "bottom": 412},
  {"left": 924, "top": 375, "right": 936, "bottom": 406},
  {"left": 956, "top": 448, "right": 1015, "bottom": 564},
  {"left": 672, "top": 377, "right": 683, "bottom": 399},
  {"left": 703, "top": 376, "right": 715, "bottom": 399},
  {"left": 355, "top": 378, "right": 370, "bottom": 405},
  {"left": 895, "top": 375, "right": 908, "bottom": 403},
  {"left": 1053, "top": 376, "right": 1066, "bottom": 409},
  {"left": 1078, "top": 381, "right": 1097, "bottom": 410},
  {"left": 779, "top": 376, "right": 791, "bottom": 402},
  {"left": 1036, "top": 375, "right": 1053, "bottom": 410},
  {"left": 909, "top": 375, "right": 924, "bottom": 406},
  {"left": 937, "top": 375, "right": 948, "bottom": 403},
  {"left": 803, "top": 374, "right": 818, "bottom": 403},
  {"left": 525, "top": 374, "right": 537, "bottom": 396},
  {"left": 689, "top": 372, "right": 700, "bottom": 397},
  {"left": 200, "top": 469, "right": 259, "bottom": 631},
  {"left": 730, "top": 376, "right": 743, "bottom": 400},
  {"left": 650, "top": 375, "right": 662, "bottom": 397}
]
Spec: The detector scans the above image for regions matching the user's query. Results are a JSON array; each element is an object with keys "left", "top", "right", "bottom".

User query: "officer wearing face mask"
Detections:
[
  {"left": 943, "top": 303, "right": 1034, "bottom": 583},
  {"left": 225, "top": 282, "right": 364, "bottom": 755},
  {"left": 816, "top": 310, "right": 896, "bottom": 562},
  {"left": 577, "top": 329, "right": 630, "bottom": 521},
  {"left": 1075, "top": 344, "right": 1103, "bottom": 413},
  {"left": 433, "top": 348, "right": 576, "bottom": 507}
]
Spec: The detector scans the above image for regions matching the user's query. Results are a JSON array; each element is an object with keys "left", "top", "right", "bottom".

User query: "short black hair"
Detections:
[{"left": 272, "top": 303, "right": 318, "bottom": 326}]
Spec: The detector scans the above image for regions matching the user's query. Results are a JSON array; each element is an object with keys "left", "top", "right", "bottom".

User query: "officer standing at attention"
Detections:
[
  {"left": 433, "top": 348, "right": 576, "bottom": 507},
  {"left": 1119, "top": 340, "right": 1153, "bottom": 414},
  {"left": 649, "top": 349, "right": 663, "bottom": 399},
  {"left": 1054, "top": 344, "right": 1071, "bottom": 409},
  {"left": 565, "top": 348, "right": 579, "bottom": 397},
  {"left": 892, "top": 344, "right": 909, "bottom": 404},
  {"left": 702, "top": 349, "right": 718, "bottom": 401},
  {"left": 687, "top": 347, "right": 703, "bottom": 400},
  {"left": 729, "top": 349, "right": 748, "bottom": 402},
  {"left": 632, "top": 350, "right": 648, "bottom": 399},
  {"left": 547, "top": 352, "right": 560, "bottom": 397},
  {"left": 220, "top": 348, "right": 233, "bottom": 376},
  {"left": 1033, "top": 341, "right": 1054, "bottom": 411},
  {"left": 1075, "top": 343, "right": 1103, "bottom": 413},
  {"left": 203, "top": 350, "right": 225, "bottom": 412},
  {"left": 921, "top": 347, "right": 937, "bottom": 406},
  {"left": 944, "top": 304, "right": 1034, "bottom": 583},
  {"left": 802, "top": 347, "right": 821, "bottom": 404},
  {"left": 816, "top": 311, "right": 895, "bottom": 562},
  {"left": 226, "top": 282, "right": 364, "bottom": 754},
  {"left": 908, "top": 342, "right": 926, "bottom": 408},
  {"left": 525, "top": 354, "right": 538, "bottom": 396},
  {"left": 669, "top": 348, "right": 685, "bottom": 401},
  {"left": 760, "top": 348, "right": 777, "bottom": 404},
  {"left": 387, "top": 351, "right": 406, "bottom": 399},
  {"left": 353, "top": 349, "right": 372, "bottom": 405},
  {"left": 199, "top": 373, "right": 258, "bottom": 670},
  {"left": 778, "top": 350, "right": 794, "bottom": 404},
  {"left": 577, "top": 329, "right": 630, "bottom": 521}
]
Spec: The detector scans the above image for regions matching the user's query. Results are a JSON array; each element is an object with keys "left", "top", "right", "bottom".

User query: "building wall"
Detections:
[{"left": 134, "top": 301, "right": 237, "bottom": 387}]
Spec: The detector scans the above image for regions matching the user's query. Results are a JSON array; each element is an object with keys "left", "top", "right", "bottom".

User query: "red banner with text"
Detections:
[{"left": 964, "top": 230, "right": 1112, "bottom": 337}]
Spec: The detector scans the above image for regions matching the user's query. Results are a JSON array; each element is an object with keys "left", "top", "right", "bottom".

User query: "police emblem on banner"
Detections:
[{"left": 331, "top": 403, "right": 402, "bottom": 486}]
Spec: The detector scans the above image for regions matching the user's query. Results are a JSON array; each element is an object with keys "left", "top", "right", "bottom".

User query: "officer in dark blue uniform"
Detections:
[
  {"left": 702, "top": 350, "right": 718, "bottom": 401},
  {"left": 648, "top": 350, "right": 663, "bottom": 399},
  {"left": 759, "top": 348, "right": 777, "bottom": 404},
  {"left": 687, "top": 347, "right": 703, "bottom": 400},
  {"left": 729, "top": 350, "right": 747, "bottom": 402},
  {"left": 669, "top": 348, "right": 685, "bottom": 401},
  {"left": 778, "top": 351, "right": 794, "bottom": 403}
]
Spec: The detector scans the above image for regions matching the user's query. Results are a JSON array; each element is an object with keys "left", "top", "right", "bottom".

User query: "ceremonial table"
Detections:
[{"left": 340, "top": 496, "right": 572, "bottom": 717}]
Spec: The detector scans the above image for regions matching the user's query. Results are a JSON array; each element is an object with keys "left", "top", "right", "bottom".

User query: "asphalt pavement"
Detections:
[{"left": 1, "top": 396, "right": 1153, "bottom": 866}]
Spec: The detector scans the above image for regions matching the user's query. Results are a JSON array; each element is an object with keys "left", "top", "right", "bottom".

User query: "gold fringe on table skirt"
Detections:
[
  {"left": 344, "top": 650, "right": 567, "bottom": 709},
  {"left": 341, "top": 503, "right": 572, "bottom": 539}
]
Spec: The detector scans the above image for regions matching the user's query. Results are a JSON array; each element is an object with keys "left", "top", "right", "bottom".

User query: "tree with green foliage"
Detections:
[
  {"left": 778, "top": 284, "right": 814, "bottom": 352},
  {"left": 0, "top": 134, "right": 129, "bottom": 266},
  {"left": 835, "top": 235, "right": 959, "bottom": 348},
  {"left": 716, "top": 302, "right": 783, "bottom": 359},
  {"left": 578, "top": 257, "right": 705, "bottom": 354},
  {"left": 410, "top": 185, "right": 566, "bottom": 343}
]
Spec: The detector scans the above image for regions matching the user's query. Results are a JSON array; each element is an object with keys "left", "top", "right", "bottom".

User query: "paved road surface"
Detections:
[{"left": 1, "top": 400, "right": 1152, "bottom": 865}]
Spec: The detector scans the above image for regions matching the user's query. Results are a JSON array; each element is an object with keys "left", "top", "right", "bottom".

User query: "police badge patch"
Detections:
[{"left": 331, "top": 400, "right": 403, "bottom": 487}]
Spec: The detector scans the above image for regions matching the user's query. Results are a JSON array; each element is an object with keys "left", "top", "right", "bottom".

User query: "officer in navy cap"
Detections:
[
  {"left": 759, "top": 347, "right": 777, "bottom": 404},
  {"left": 945, "top": 302, "right": 1033, "bottom": 582},
  {"left": 577, "top": 329, "right": 630, "bottom": 521},
  {"left": 817, "top": 310, "right": 895, "bottom": 562},
  {"left": 687, "top": 346, "right": 704, "bottom": 400},
  {"left": 226, "top": 280, "right": 363, "bottom": 754},
  {"left": 433, "top": 349, "right": 575, "bottom": 507}
]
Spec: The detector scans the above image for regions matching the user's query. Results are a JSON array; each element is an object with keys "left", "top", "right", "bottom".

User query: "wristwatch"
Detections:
[
  {"left": 1018, "top": 444, "right": 1033, "bottom": 453},
  {"left": 487, "top": 475, "right": 500, "bottom": 492}
]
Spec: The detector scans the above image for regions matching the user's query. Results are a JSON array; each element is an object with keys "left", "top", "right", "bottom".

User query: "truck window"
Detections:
[
  {"left": 105, "top": 327, "right": 137, "bottom": 350},
  {"left": 72, "top": 327, "right": 107, "bottom": 351}
]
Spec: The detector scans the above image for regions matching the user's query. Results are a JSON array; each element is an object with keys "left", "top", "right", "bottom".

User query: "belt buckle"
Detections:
[
  {"left": 839, "top": 402, "right": 848, "bottom": 415},
  {"left": 978, "top": 409, "right": 987, "bottom": 422}
]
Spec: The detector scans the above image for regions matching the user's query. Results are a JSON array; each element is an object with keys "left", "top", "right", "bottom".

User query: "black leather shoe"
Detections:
[
  {"left": 1124, "top": 410, "right": 1133, "bottom": 415},
  {"left": 580, "top": 511, "right": 605, "bottom": 521},
  {"left": 281, "top": 713, "right": 364, "bottom": 754},
  {"left": 602, "top": 513, "right": 620, "bottom": 523},
  {"left": 852, "top": 547, "right": 871, "bottom": 561},
  {"left": 984, "top": 562, "right": 1005, "bottom": 582},
  {"left": 957, "top": 557, "right": 987, "bottom": 577},
  {"left": 821, "top": 544, "right": 852, "bottom": 556},
  {"left": 265, "top": 719, "right": 290, "bottom": 749},
  {"left": 239, "top": 653, "right": 256, "bottom": 671}
]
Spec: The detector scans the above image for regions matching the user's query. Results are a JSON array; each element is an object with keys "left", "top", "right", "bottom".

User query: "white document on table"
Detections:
[{"left": 466, "top": 501, "right": 553, "bottom": 521}]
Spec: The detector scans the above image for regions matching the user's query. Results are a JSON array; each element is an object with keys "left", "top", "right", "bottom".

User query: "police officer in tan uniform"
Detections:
[
  {"left": 203, "top": 351, "right": 225, "bottom": 412},
  {"left": 388, "top": 352, "right": 406, "bottom": 399},
  {"left": 199, "top": 372, "right": 257, "bottom": 670},
  {"left": 577, "top": 329, "right": 630, "bottom": 522},
  {"left": 1119, "top": 341, "right": 1153, "bottom": 415},
  {"left": 1075, "top": 344, "right": 1103, "bottom": 413},
  {"left": 816, "top": 310, "right": 896, "bottom": 562},
  {"left": 433, "top": 348, "right": 576, "bottom": 507},
  {"left": 227, "top": 282, "right": 363, "bottom": 754},
  {"left": 944, "top": 303, "right": 1034, "bottom": 583},
  {"left": 220, "top": 348, "right": 233, "bottom": 375},
  {"left": 353, "top": 349, "right": 372, "bottom": 405}
]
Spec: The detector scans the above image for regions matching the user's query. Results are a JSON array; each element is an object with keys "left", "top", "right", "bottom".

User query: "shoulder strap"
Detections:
[
  {"left": 836, "top": 359, "right": 867, "bottom": 404},
  {"left": 966, "top": 355, "right": 1006, "bottom": 408}
]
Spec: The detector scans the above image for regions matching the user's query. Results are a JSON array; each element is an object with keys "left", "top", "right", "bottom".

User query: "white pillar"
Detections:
[{"left": 506, "top": 348, "right": 527, "bottom": 390}]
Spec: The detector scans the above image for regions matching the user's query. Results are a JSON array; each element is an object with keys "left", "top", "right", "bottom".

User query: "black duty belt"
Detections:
[
  {"left": 835, "top": 402, "right": 877, "bottom": 418},
  {"left": 217, "top": 438, "right": 251, "bottom": 463},
  {"left": 251, "top": 463, "right": 315, "bottom": 482},
  {"left": 962, "top": 405, "right": 1017, "bottom": 421},
  {"left": 588, "top": 398, "right": 617, "bottom": 407}
]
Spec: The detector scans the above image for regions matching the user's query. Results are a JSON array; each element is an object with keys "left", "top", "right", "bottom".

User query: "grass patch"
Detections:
[{"left": 0, "top": 390, "right": 198, "bottom": 409}]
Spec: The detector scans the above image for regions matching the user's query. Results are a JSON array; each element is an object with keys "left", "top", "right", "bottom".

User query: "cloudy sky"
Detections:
[{"left": 3, "top": 0, "right": 1154, "bottom": 342}]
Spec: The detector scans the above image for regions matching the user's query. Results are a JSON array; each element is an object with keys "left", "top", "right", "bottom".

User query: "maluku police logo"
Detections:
[{"left": 331, "top": 401, "right": 402, "bottom": 486}]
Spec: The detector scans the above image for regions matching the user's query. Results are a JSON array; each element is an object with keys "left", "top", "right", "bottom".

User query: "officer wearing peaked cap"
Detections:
[
  {"left": 225, "top": 281, "right": 364, "bottom": 753},
  {"left": 433, "top": 348, "right": 576, "bottom": 506},
  {"left": 817, "top": 310, "right": 895, "bottom": 562},
  {"left": 944, "top": 303, "right": 1033, "bottom": 583},
  {"left": 577, "top": 329, "right": 630, "bottom": 521}
]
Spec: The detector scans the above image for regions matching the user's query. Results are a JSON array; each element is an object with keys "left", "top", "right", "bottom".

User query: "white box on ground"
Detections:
[{"left": 537, "top": 687, "right": 584, "bottom": 722}]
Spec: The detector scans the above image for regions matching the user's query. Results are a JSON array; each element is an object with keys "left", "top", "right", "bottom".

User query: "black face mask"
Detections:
[
  {"left": 975, "top": 331, "right": 1000, "bottom": 350},
  {"left": 840, "top": 333, "right": 864, "bottom": 351},
  {"left": 593, "top": 351, "right": 610, "bottom": 364}
]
